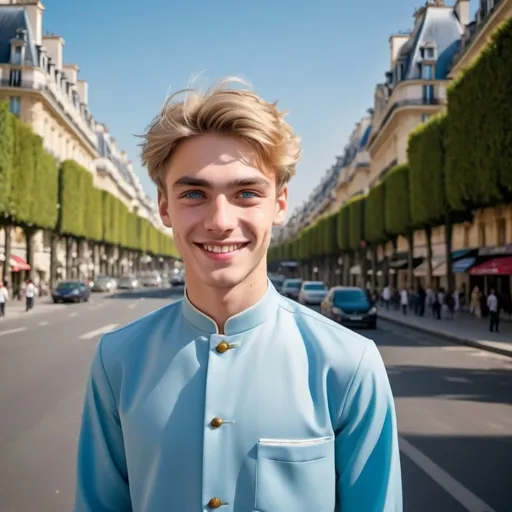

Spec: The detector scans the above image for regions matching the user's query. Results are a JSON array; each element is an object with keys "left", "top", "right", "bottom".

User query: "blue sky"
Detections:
[{"left": 42, "top": 0, "right": 476, "bottom": 216}]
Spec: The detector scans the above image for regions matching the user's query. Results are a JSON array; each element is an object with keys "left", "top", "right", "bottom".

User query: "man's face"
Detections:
[{"left": 158, "top": 133, "right": 288, "bottom": 289}]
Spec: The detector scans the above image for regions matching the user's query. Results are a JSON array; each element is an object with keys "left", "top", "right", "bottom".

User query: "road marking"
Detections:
[
  {"left": 399, "top": 436, "right": 496, "bottom": 512},
  {"left": 0, "top": 327, "right": 27, "bottom": 337},
  {"left": 78, "top": 324, "right": 119, "bottom": 340},
  {"left": 444, "top": 376, "right": 472, "bottom": 384},
  {"left": 38, "top": 321, "right": 49, "bottom": 326},
  {"left": 128, "top": 302, "right": 137, "bottom": 310},
  {"left": 68, "top": 312, "right": 78, "bottom": 317}
]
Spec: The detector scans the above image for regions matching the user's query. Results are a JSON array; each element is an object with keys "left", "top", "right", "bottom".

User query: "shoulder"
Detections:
[
  {"left": 276, "top": 295, "right": 375, "bottom": 368},
  {"left": 98, "top": 299, "right": 183, "bottom": 366}
]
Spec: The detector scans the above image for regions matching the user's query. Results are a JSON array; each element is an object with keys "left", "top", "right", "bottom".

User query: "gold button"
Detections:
[
  {"left": 208, "top": 497, "right": 222, "bottom": 509},
  {"left": 215, "top": 341, "right": 230, "bottom": 353},
  {"left": 210, "top": 417, "right": 223, "bottom": 428}
]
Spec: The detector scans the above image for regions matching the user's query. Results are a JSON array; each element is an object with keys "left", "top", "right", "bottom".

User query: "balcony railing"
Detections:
[{"left": 0, "top": 79, "right": 97, "bottom": 152}]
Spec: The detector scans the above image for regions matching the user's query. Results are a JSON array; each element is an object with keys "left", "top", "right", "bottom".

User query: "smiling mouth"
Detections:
[{"left": 196, "top": 243, "right": 249, "bottom": 254}]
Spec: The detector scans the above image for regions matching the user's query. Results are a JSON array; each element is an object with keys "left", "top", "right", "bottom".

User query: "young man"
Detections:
[{"left": 74, "top": 78, "right": 402, "bottom": 511}]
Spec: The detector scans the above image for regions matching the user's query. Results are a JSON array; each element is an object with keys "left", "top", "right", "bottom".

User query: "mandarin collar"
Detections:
[{"left": 181, "top": 278, "right": 279, "bottom": 335}]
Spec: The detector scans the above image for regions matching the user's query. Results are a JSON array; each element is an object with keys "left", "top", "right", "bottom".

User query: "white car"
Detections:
[
  {"left": 281, "top": 278, "right": 302, "bottom": 300},
  {"left": 298, "top": 281, "right": 329, "bottom": 305}
]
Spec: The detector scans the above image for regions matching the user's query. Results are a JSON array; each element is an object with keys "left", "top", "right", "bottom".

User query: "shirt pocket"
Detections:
[{"left": 254, "top": 436, "right": 336, "bottom": 512}]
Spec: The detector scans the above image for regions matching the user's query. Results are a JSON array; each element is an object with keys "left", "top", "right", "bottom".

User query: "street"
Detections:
[{"left": 0, "top": 287, "right": 511, "bottom": 512}]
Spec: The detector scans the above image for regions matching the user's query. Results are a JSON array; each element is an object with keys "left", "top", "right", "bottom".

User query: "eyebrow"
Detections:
[{"left": 172, "top": 176, "right": 271, "bottom": 189}]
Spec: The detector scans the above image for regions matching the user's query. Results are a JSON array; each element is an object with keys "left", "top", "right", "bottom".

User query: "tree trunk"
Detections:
[
  {"left": 65, "top": 237, "right": 73, "bottom": 279},
  {"left": 370, "top": 245, "right": 377, "bottom": 291},
  {"left": 445, "top": 213, "right": 454, "bottom": 291},
  {"left": 50, "top": 232, "right": 58, "bottom": 289},
  {"left": 407, "top": 231, "right": 414, "bottom": 289},
  {"left": 24, "top": 227, "right": 36, "bottom": 281},
  {"left": 425, "top": 225, "right": 433, "bottom": 288},
  {"left": 2, "top": 225, "right": 12, "bottom": 287}
]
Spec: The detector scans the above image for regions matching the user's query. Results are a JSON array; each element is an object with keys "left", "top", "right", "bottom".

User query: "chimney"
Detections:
[
  {"left": 42, "top": 34, "right": 64, "bottom": 69},
  {"left": 389, "top": 33, "right": 409, "bottom": 68},
  {"left": 76, "top": 79, "right": 88, "bottom": 105},
  {"left": 454, "top": 0, "right": 470, "bottom": 27},
  {"left": 63, "top": 63, "right": 79, "bottom": 84}
]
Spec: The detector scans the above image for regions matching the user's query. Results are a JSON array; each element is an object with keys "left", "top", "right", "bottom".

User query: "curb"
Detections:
[{"left": 379, "top": 314, "right": 512, "bottom": 358}]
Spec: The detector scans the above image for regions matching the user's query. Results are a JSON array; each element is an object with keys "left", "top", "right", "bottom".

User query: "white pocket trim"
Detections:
[{"left": 258, "top": 436, "right": 332, "bottom": 447}]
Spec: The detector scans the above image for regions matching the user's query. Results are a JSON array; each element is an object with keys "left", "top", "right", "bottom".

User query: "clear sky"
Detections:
[{"left": 42, "top": 0, "right": 476, "bottom": 217}]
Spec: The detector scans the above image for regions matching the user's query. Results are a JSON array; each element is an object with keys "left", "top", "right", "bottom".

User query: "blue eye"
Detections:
[
  {"left": 184, "top": 191, "right": 203, "bottom": 199},
  {"left": 239, "top": 191, "right": 257, "bottom": 199}
]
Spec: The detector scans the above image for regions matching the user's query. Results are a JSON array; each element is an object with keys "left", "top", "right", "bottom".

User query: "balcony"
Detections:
[{"left": 0, "top": 78, "right": 97, "bottom": 153}]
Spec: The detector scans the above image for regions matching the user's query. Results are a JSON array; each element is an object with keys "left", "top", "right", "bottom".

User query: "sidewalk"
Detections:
[
  {"left": 378, "top": 307, "right": 512, "bottom": 357},
  {"left": 0, "top": 296, "right": 67, "bottom": 321}
]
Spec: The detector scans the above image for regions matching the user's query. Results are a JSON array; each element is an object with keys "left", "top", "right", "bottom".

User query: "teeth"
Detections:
[{"left": 202, "top": 244, "right": 244, "bottom": 253}]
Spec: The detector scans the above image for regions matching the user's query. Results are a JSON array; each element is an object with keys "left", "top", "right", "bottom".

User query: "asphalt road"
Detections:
[{"left": 0, "top": 287, "right": 510, "bottom": 512}]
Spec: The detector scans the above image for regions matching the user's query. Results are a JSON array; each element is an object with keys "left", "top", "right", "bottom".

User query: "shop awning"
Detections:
[
  {"left": 414, "top": 256, "right": 445, "bottom": 277},
  {"left": 10, "top": 254, "right": 30, "bottom": 272},
  {"left": 452, "top": 257, "right": 476, "bottom": 273},
  {"left": 469, "top": 257, "right": 512, "bottom": 276}
]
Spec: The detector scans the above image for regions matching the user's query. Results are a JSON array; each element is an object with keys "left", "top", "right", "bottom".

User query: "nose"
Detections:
[{"left": 204, "top": 195, "right": 237, "bottom": 234}]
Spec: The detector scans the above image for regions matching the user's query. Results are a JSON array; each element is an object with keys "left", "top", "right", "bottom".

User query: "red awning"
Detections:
[
  {"left": 10, "top": 254, "right": 30, "bottom": 272},
  {"left": 469, "top": 256, "right": 512, "bottom": 276}
]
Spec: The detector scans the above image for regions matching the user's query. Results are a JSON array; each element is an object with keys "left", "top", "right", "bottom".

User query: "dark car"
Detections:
[
  {"left": 52, "top": 280, "right": 91, "bottom": 303},
  {"left": 321, "top": 286, "right": 377, "bottom": 329}
]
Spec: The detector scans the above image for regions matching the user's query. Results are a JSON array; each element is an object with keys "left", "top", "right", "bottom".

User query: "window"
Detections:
[
  {"left": 497, "top": 218, "right": 506, "bottom": 246},
  {"left": 423, "top": 85, "right": 435, "bottom": 104},
  {"left": 9, "top": 97, "right": 21, "bottom": 117},
  {"left": 422, "top": 64, "right": 434, "bottom": 80},
  {"left": 12, "top": 45, "right": 22, "bottom": 65},
  {"left": 425, "top": 47, "right": 435, "bottom": 59},
  {"left": 463, "top": 224, "right": 471, "bottom": 248},
  {"left": 9, "top": 69, "right": 21, "bottom": 87},
  {"left": 479, "top": 223, "right": 486, "bottom": 247}
]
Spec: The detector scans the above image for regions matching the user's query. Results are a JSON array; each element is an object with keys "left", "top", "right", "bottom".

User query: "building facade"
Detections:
[
  {"left": 0, "top": 0, "right": 169, "bottom": 286},
  {"left": 275, "top": 0, "right": 512, "bottom": 298}
]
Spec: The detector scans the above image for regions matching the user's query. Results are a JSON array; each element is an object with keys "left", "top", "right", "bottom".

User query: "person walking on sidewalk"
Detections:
[
  {"left": 487, "top": 289, "right": 500, "bottom": 333},
  {"left": 0, "top": 281, "right": 8, "bottom": 317},
  {"left": 73, "top": 78, "right": 402, "bottom": 512},
  {"left": 400, "top": 286, "right": 409, "bottom": 314},
  {"left": 24, "top": 279, "right": 36, "bottom": 312}
]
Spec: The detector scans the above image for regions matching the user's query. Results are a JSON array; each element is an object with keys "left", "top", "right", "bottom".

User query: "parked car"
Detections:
[
  {"left": 281, "top": 278, "right": 302, "bottom": 300},
  {"left": 298, "top": 281, "right": 328, "bottom": 305},
  {"left": 170, "top": 270, "right": 185, "bottom": 286},
  {"left": 92, "top": 275, "right": 117, "bottom": 293},
  {"left": 140, "top": 272, "right": 163, "bottom": 287},
  {"left": 269, "top": 274, "right": 286, "bottom": 290},
  {"left": 52, "top": 280, "right": 91, "bottom": 303},
  {"left": 117, "top": 275, "right": 139, "bottom": 290},
  {"left": 321, "top": 286, "right": 377, "bottom": 329}
]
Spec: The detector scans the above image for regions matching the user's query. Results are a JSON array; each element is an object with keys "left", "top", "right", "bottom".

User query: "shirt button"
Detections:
[
  {"left": 210, "top": 417, "right": 223, "bottom": 428},
  {"left": 215, "top": 341, "right": 230, "bottom": 353},
  {"left": 207, "top": 497, "right": 223, "bottom": 508}
]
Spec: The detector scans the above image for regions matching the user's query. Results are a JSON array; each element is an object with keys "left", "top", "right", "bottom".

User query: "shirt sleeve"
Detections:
[
  {"left": 335, "top": 341, "right": 403, "bottom": 511},
  {"left": 74, "top": 338, "right": 132, "bottom": 511}
]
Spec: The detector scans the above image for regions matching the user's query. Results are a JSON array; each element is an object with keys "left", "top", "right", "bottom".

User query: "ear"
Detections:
[
  {"left": 273, "top": 184, "right": 288, "bottom": 226},
  {"left": 158, "top": 189, "right": 172, "bottom": 228}
]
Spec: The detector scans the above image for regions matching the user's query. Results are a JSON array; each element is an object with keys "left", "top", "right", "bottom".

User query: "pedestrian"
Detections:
[
  {"left": 487, "top": 289, "right": 500, "bottom": 333},
  {"left": 400, "top": 286, "right": 409, "bottom": 314},
  {"left": 0, "top": 281, "right": 8, "bottom": 317},
  {"left": 24, "top": 279, "right": 36, "bottom": 312},
  {"left": 74, "top": 78, "right": 402, "bottom": 512}
]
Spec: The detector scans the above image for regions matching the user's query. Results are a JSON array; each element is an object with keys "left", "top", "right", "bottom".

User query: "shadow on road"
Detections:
[
  {"left": 387, "top": 363, "right": 512, "bottom": 406},
  {"left": 401, "top": 433, "right": 512, "bottom": 512}
]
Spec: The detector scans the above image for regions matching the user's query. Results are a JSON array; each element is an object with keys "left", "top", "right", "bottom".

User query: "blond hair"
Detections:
[{"left": 139, "top": 77, "right": 301, "bottom": 191}]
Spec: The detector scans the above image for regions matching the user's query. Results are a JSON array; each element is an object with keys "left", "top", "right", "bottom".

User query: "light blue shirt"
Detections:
[{"left": 74, "top": 281, "right": 402, "bottom": 511}]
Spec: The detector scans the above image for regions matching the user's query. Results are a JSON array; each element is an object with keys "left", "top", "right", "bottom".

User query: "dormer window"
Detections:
[{"left": 420, "top": 44, "right": 437, "bottom": 60}]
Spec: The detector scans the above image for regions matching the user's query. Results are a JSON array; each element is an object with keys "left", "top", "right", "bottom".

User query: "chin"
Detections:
[{"left": 198, "top": 268, "right": 248, "bottom": 289}]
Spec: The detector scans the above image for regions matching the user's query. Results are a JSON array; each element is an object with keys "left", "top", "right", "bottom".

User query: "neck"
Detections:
[{"left": 184, "top": 263, "right": 268, "bottom": 334}]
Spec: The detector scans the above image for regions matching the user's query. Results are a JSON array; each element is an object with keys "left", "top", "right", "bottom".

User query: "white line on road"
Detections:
[
  {"left": 68, "top": 312, "right": 78, "bottom": 317},
  {"left": 128, "top": 302, "right": 137, "bottom": 310},
  {"left": 38, "top": 321, "right": 49, "bottom": 326},
  {"left": 399, "top": 436, "right": 496, "bottom": 512},
  {"left": 0, "top": 327, "right": 27, "bottom": 337},
  {"left": 78, "top": 324, "right": 119, "bottom": 340}
]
